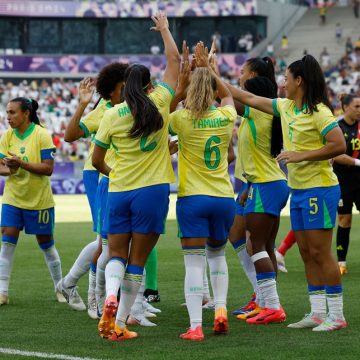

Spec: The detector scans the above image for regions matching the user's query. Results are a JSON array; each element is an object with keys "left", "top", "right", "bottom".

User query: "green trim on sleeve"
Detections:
[
  {"left": 244, "top": 105, "right": 250, "bottom": 118},
  {"left": 0, "top": 153, "right": 6, "bottom": 159},
  {"left": 321, "top": 122, "right": 338, "bottom": 137},
  {"left": 79, "top": 122, "right": 90, "bottom": 138},
  {"left": 158, "top": 82, "right": 175, "bottom": 98},
  {"left": 272, "top": 99, "right": 280, "bottom": 117},
  {"left": 169, "top": 125, "right": 177, "bottom": 136},
  {"left": 94, "top": 138, "right": 110, "bottom": 149}
]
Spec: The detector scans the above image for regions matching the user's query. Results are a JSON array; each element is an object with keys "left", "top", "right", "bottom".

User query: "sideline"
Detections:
[{"left": 0, "top": 347, "right": 101, "bottom": 360}]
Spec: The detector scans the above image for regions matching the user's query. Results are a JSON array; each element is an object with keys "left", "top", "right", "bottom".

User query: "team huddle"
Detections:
[{"left": 1, "top": 12, "right": 359, "bottom": 342}]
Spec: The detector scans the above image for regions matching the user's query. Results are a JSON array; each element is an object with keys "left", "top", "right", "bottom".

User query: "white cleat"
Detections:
[
  {"left": 143, "top": 300, "right": 161, "bottom": 313},
  {"left": 127, "top": 313, "right": 157, "bottom": 327},
  {"left": 56, "top": 279, "right": 86, "bottom": 311},
  {"left": 55, "top": 291, "right": 67, "bottom": 303},
  {"left": 312, "top": 314, "right": 347, "bottom": 332},
  {"left": 202, "top": 298, "right": 215, "bottom": 310},
  {"left": 87, "top": 293, "right": 98, "bottom": 319},
  {"left": 0, "top": 293, "right": 9, "bottom": 305},
  {"left": 275, "top": 250, "right": 288, "bottom": 273},
  {"left": 288, "top": 312, "right": 326, "bottom": 328},
  {"left": 144, "top": 311, "right": 157, "bottom": 318}
]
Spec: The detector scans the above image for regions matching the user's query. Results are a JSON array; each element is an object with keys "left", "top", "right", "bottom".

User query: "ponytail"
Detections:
[
  {"left": 124, "top": 64, "right": 163, "bottom": 138},
  {"left": 339, "top": 93, "right": 356, "bottom": 112},
  {"left": 288, "top": 55, "right": 333, "bottom": 114},
  {"left": 10, "top": 97, "right": 41, "bottom": 125},
  {"left": 244, "top": 77, "right": 283, "bottom": 157},
  {"left": 246, "top": 57, "right": 277, "bottom": 94}
]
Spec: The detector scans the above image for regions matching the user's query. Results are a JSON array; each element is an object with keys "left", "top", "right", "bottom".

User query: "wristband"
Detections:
[{"left": 354, "top": 159, "right": 360, "bottom": 167}]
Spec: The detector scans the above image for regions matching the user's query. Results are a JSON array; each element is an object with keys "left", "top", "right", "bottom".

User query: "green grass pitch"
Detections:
[{"left": 0, "top": 218, "right": 359, "bottom": 360}]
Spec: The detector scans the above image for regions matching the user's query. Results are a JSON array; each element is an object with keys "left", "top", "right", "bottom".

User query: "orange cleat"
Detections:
[
  {"left": 236, "top": 304, "right": 262, "bottom": 320},
  {"left": 98, "top": 295, "right": 118, "bottom": 339},
  {"left": 339, "top": 264, "right": 348, "bottom": 276},
  {"left": 213, "top": 307, "right": 228, "bottom": 334},
  {"left": 109, "top": 324, "right": 138, "bottom": 341},
  {"left": 246, "top": 306, "right": 286, "bottom": 325},
  {"left": 180, "top": 326, "right": 205, "bottom": 341}
]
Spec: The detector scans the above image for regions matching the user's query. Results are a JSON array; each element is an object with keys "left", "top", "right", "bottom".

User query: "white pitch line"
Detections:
[{"left": 0, "top": 348, "right": 102, "bottom": 360}]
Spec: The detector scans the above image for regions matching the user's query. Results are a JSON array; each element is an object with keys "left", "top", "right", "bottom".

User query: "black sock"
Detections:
[{"left": 336, "top": 226, "right": 351, "bottom": 262}]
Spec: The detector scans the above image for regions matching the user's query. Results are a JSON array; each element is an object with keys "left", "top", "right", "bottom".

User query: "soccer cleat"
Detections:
[
  {"left": 232, "top": 293, "right": 256, "bottom": 316},
  {"left": 144, "top": 289, "right": 160, "bottom": 303},
  {"left": 97, "top": 295, "right": 105, "bottom": 318},
  {"left": 127, "top": 313, "right": 157, "bottom": 327},
  {"left": 236, "top": 304, "right": 262, "bottom": 320},
  {"left": 109, "top": 324, "right": 138, "bottom": 341},
  {"left": 55, "top": 291, "right": 66, "bottom": 303},
  {"left": 287, "top": 312, "right": 326, "bottom": 328},
  {"left": 213, "top": 307, "right": 228, "bottom": 334},
  {"left": 180, "top": 326, "right": 205, "bottom": 341},
  {"left": 246, "top": 306, "right": 286, "bottom": 325},
  {"left": 338, "top": 263, "right": 348, "bottom": 276},
  {"left": 0, "top": 293, "right": 9, "bottom": 305},
  {"left": 143, "top": 300, "right": 161, "bottom": 314},
  {"left": 144, "top": 311, "right": 157, "bottom": 318},
  {"left": 203, "top": 299, "right": 215, "bottom": 310},
  {"left": 98, "top": 295, "right": 118, "bottom": 339},
  {"left": 312, "top": 314, "right": 347, "bottom": 332},
  {"left": 56, "top": 279, "right": 86, "bottom": 311},
  {"left": 276, "top": 250, "right": 288, "bottom": 273},
  {"left": 87, "top": 293, "right": 98, "bottom": 320}
]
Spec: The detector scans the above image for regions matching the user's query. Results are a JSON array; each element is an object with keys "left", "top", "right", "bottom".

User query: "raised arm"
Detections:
[
  {"left": 151, "top": 12, "right": 180, "bottom": 91},
  {"left": 64, "top": 77, "right": 95, "bottom": 142}
]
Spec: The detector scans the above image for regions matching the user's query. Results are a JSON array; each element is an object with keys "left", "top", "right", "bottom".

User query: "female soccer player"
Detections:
[
  {"left": 228, "top": 54, "right": 347, "bottom": 331},
  {"left": 58, "top": 63, "right": 128, "bottom": 317},
  {"left": 333, "top": 94, "right": 360, "bottom": 275},
  {"left": 169, "top": 42, "right": 236, "bottom": 341},
  {"left": 228, "top": 57, "right": 285, "bottom": 320},
  {"left": 0, "top": 98, "right": 63, "bottom": 305},
  {"left": 93, "top": 12, "right": 179, "bottom": 341}
]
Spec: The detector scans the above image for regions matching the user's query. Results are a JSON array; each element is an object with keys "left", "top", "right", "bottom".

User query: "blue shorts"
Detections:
[
  {"left": 244, "top": 180, "right": 289, "bottom": 217},
  {"left": 176, "top": 195, "right": 236, "bottom": 241},
  {"left": 103, "top": 184, "right": 170, "bottom": 235},
  {"left": 290, "top": 185, "right": 340, "bottom": 231},
  {"left": 1, "top": 204, "right": 54, "bottom": 235},
  {"left": 83, "top": 170, "right": 99, "bottom": 232},
  {"left": 94, "top": 176, "right": 109, "bottom": 239},
  {"left": 235, "top": 181, "right": 248, "bottom": 217}
]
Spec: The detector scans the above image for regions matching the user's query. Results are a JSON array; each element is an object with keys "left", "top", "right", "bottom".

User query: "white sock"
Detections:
[
  {"left": 256, "top": 273, "right": 280, "bottom": 310},
  {"left": 206, "top": 245, "right": 228, "bottom": 311},
  {"left": 308, "top": 285, "right": 326, "bottom": 315},
  {"left": 63, "top": 239, "right": 98, "bottom": 288},
  {"left": 116, "top": 265, "right": 144, "bottom": 328},
  {"left": 0, "top": 242, "right": 16, "bottom": 295},
  {"left": 41, "top": 244, "right": 62, "bottom": 289},
  {"left": 131, "top": 271, "right": 146, "bottom": 315},
  {"left": 238, "top": 248, "right": 257, "bottom": 293},
  {"left": 88, "top": 262, "right": 96, "bottom": 296},
  {"left": 184, "top": 249, "right": 205, "bottom": 329},
  {"left": 326, "top": 285, "right": 344, "bottom": 319},
  {"left": 256, "top": 284, "right": 265, "bottom": 308},
  {"left": 95, "top": 240, "right": 109, "bottom": 304},
  {"left": 105, "top": 257, "right": 126, "bottom": 298},
  {"left": 203, "top": 261, "right": 211, "bottom": 301}
]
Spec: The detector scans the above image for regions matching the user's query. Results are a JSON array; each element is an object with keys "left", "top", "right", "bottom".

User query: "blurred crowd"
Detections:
[{"left": 0, "top": 37, "right": 359, "bottom": 162}]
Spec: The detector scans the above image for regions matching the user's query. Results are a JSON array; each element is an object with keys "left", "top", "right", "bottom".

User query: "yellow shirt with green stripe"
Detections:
[
  {"left": 94, "top": 82, "right": 176, "bottom": 192},
  {"left": 80, "top": 98, "right": 116, "bottom": 174},
  {"left": 80, "top": 99, "right": 113, "bottom": 171},
  {"left": 169, "top": 105, "right": 236, "bottom": 198},
  {"left": 0, "top": 123, "right": 55, "bottom": 210},
  {"left": 272, "top": 98, "right": 339, "bottom": 189},
  {"left": 235, "top": 106, "right": 286, "bottom": 184}
]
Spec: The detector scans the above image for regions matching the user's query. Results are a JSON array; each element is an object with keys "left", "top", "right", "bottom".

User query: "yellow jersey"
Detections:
[
  {"left": 272, "top": 98, "right": 339, "bottom": 189},
  {"left": 0, "top": 123, "right": 55, "bottom": 210},
  {"left": 235, "top": 106, "right": 286, "bottom": 183},
  {"left": 80, "top": 99, "right": 116, "bottom": 173},
  {"left": 94, "top": 82, "right": 176, "bottom": 192},
  {"left": 169, "top": 105, "right": 236, "bottom": 198}
]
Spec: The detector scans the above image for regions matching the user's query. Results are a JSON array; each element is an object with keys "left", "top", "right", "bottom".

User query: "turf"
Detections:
[{"left": 0, "top": 218, "right": 359, "bottom": 360}]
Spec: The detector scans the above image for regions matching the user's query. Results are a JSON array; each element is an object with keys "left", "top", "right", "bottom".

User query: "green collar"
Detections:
[
  {"left": 209, "top": 105, "right": 217, "bottom": 111},
  {"left": 294, "top": 103, "right": 306, "bottom": 115},
  {"left": 14, "top": 122, "right": 36, "bottom": 140}
]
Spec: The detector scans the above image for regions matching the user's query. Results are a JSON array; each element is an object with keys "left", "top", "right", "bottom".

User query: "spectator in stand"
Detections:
[
  {"left": 345, "top": 38, "right": 353, "bottom": 55},
  {"left": 281, "top": 35, "right": 289, "bottom": 57},
  {"left": 335, "top": 23, "right": 343, "bottom": 45},
  {"left": 319, "top": 5, "right": 327, "bottom": 25},
  {"left": 267, "top": 42, "right": 274, "bottom": 57},
  {"left": 320, "top": 47, "right": 331, "bottom": 69},
  {"left": 353, "top": 0, "right": 359, "bottom": 18}
]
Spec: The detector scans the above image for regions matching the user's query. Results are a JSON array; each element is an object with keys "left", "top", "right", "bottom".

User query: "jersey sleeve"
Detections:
[
  {"left": 169, "top": 110, "right": 181, "bottom": 136},
  {"left": 94, "top": 111, "right": 112, "bottom": 149},
  {"left": 314, "top": 105, "right": 338, "bottom": 137},
  {"left": 79, "top": 104, "right": 104, "bottom": 138},
  {"left": 0, "top": 131, "right": 9, "bottom": 159},
  {"left": 218, "top": 105, "right": 237, "bottom": 123},
  {"left": 150, "top": 82, "right": 175, "bottom": 109},
  {"left": 40, "top": 129, "right": 56, "bottom": 160}
]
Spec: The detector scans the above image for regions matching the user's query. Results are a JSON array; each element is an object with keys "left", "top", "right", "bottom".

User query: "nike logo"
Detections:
[{"left": 309, "top": 218, "right": 318, "bottom": 222}]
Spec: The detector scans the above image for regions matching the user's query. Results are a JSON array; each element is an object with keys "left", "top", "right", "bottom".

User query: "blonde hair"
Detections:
[{"left": 185, "top": 68, "right": 216, "bottom": 119}]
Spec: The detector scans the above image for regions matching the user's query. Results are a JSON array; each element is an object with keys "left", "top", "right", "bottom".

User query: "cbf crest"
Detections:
[{"left": 20, "top": 147, "right": 25, "bottom": 154}]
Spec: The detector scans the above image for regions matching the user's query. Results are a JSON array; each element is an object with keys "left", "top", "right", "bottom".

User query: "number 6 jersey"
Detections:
[{"left": 169, "top": 104, "right": 236, "bottom": 198}]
